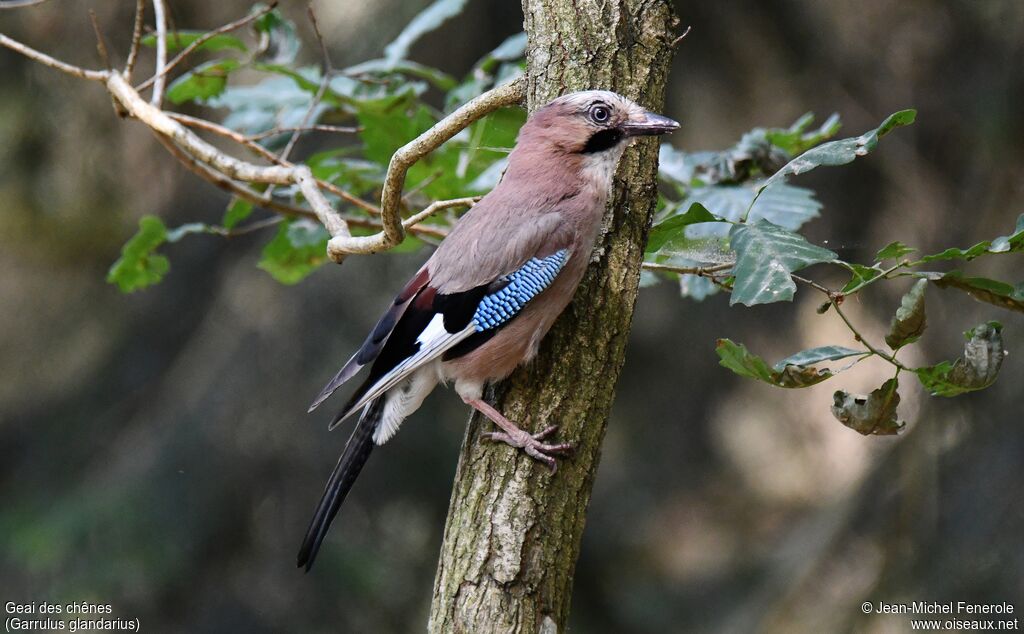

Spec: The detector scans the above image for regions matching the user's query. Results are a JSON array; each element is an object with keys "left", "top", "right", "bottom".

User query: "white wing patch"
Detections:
[
  {"left": 416, "top": 313, "right": 448, "bottom": 346},
  {"left": 329, "top": 322, "right": 476, "bottom": 429}
]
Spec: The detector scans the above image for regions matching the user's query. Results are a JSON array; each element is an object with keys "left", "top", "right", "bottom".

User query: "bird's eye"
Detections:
[{"left": 590, "top": 105, "right": 610, "bottom": 124}]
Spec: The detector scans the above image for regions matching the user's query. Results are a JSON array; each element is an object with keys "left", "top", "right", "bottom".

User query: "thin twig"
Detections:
[
  {"left": 88, "top": 10, "right": 112, "bottom": 71},
  {"left": 402, "top": 170, "right": 442, "bottom": 203},
  {"left": 165, "top": 112, "right": 380, "bottom": 216},
  {"left": 642, "top": 261, "right": 734, "bottom": 275},
  {"left": 154, "top": 129, "right": 446, "bottom": 240},
  {"left": 261, "top": 5, "right": 331, "bottom": 204},
  {"left": 354, "top": 76, "right": 526, "bottom": 255},
  {"left": 167, "top": 112, "right": 284, "bottom": 163},
  {"left": 0, "top": 33, "right": 109, "bottom": 81},
  {"left": 838, "top": 261, "right": 907, "bottom": 296},
  {"left": 136, "top": 2, "right": 277, "bottom": 94},
  {"left": 790, "top": 272, "right": 911, "bottom": 371},
  {"left": 402, "top": 197, "right": 477, "bottom": 229},
  {"left": 278, "top": 5, "right": 330, "bottom": 163},
  {"left": 247, "top": 124, "right": 358, "bottom": 141},
  {"left": 124, "top": 0, "right": 146, "bottom": 81},
  {"left": 149, "top": 0, "right": 168, "bottom": 106},
  {"left": 153, "top": 132, "right": 312, "bottom": 215},
  {"left": 219, "top": 218, "right": 282, "bottom": 237},
  {"left": 670, "top": 25, "right": 692, "bottom": 48},
  {"left": 831, "top": 301, "right": 910, "bottom": 371},
  {"left": 791, "top": 273, "right": 839, "bottom": 299}
]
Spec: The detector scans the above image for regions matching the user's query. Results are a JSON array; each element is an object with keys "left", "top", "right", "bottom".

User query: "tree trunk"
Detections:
[{"left": 428, "top": 1, "right": 677, "bottom": 632}]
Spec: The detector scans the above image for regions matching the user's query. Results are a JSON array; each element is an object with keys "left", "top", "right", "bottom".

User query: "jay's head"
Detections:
[{"left": 514, "top": 90, "right": 678, "bottom": 159}]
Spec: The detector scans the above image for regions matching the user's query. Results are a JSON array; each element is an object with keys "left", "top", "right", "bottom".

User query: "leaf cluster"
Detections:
[
  {"left": 125, "top": 1, "right": 525, "bottom": 286},
  {"left": 650, "top": 109, "right": 1019, "bottom": 433}
]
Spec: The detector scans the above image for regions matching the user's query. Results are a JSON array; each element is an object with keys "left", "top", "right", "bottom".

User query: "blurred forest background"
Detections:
[{"left": 1, "top": 1, "right": 1022, "bottom": 632}]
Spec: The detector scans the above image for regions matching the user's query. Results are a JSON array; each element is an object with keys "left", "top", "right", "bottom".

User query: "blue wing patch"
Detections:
[{"left": 472, "top": 250, "right": 569, "bottom": 332}]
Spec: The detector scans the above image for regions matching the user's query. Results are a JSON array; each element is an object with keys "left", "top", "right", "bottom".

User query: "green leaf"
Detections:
[
  {"left": 914, "top": 322, "right": 1006, "bottom": 396},
  {"left": 876, "top": 241, "right": 916, "bottom": 261},
  {"left": 765, "top": 112, "right": 841, "bottom": 155},
  {"left": 747, "top": 183, "right": 823, "bottom": 231},
  {"left": 222, "top": 198, "right": 254, "bottom": 229},
  {"left": 759, "top": 109, "right": 916, "bottom": 191},
  {"left": 728, "top": 220, "right": 837, "bottom": 306},
  {"left": 257, "top": 219, "right": 329, "bottom": 284},
  {"left": 646, "top": 203, "right": 720, "bottom": 253},
  {"left": 840, "top": 263, "right": 883, "bottom": 293},
  {"left": 831, "top": 378, "right": 904, "bottom": 436},
  {"left": 772, "top": 345, "right": 864, "bottom": 372},
  {"left": 106, "top": 216, "right": 170, "bottom": 292},
  {"left": 684, "top": 183, "right": 822, "bottom": 233},
  {"left": 357, "top": 100, "right": 436, "bottom": 164},
  {"left": 918, "top": 213, "right": 1024, "bottom": 262},
  {"left": 384, "top": 0, "right": 468, "bottom": 62},
  {"left": 166, "top": 59, "right": 240, "bottom": 104},
  {"left": 716, "top": 339, "right": 836, "bottom": 388},
  {"left": 142, "top": 30, "right": 247, "bottom": 53},
  {"left": 253, "top": 4, "right": 299, "bottom": 65},
  {"left": 929, "top": 271, "right": 1024, "bottom": 313},
  {"left": 886, "top": 279, "right": 927, "bottom": 349}
]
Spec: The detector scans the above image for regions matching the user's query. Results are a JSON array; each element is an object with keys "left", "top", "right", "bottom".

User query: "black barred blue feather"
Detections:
[
  {"left": 472, "top": 250, "right": 569, "bottom": 331},
  {"left": 322, "top": 249, "right": 571, "bottom": 429}
]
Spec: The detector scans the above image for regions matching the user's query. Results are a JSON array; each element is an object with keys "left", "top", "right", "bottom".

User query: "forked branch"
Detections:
[{"left": 0, "top": 4, "right": 524, "bottom": 262}]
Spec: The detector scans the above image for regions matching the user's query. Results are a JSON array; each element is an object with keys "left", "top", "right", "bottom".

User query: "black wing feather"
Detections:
[
  {"left": 328, "top": 283, "right": 491, "bottom": 429},
  {"left": 308, "top": 268, "right": 430, "bottom": 412},
  {"left": 297, "top": 397, "right": 382, "bottom": 572}
]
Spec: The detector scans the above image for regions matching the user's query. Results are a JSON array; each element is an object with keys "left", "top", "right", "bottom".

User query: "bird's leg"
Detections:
[{"left": 462, "top": 397, "right": 573, "bottom": 472}]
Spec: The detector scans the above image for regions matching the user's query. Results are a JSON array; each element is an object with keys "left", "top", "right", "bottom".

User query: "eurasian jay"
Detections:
[{"left": 297, "top": 90, "right": 678, "bottom": 570}]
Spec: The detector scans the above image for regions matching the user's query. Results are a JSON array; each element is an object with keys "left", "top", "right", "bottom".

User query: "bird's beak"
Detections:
[{"left": 621, "top": 111, "right": 680, "bottom": 137}]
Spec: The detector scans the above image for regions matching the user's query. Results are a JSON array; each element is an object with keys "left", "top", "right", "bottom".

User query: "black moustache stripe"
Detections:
[{"left": 581, "top": 128, "right": 623, "bottom": 153}]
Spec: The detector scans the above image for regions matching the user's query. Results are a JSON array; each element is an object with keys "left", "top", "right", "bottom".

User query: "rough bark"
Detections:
[{"left": 428, "top": 1, "right": 677, "bottom": 632}]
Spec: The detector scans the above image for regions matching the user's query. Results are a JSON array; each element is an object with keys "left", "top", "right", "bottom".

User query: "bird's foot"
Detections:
[
  {"left": 482, "top": 425, "right": 574, "bottom": 473},
  {"left": 463, "top": 397, "right": 574, "bottom": 473}
]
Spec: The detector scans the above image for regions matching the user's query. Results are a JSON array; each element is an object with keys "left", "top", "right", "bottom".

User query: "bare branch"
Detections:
[
  {"left": 0, "top": 33, "right": 109, "bottom": 81},
  {"left": 246, "top": 124, "right": 358, "bottom": 141},
  {"left": 670, "top": 25, "right": 692, "bottom": 48},
  {"left": 332, "top": 76, "right": 526, "bottom": 256},
  {"left": 167, "top": 112, "right": 284, "bottom": 164},
  {"left": 154, "top": 129, "right": 449, "bottom": 243},
  {"left": 296, "top": 167, "right": 351, "bottom": 247},
  {"left": 109, "top": 72, "right": 298, "bottom": 183},
  {"left": 2, "top": 25, "right": 499, "bottom": 261},
  {"left": 403, "top": 197, "right": 477, "bottom": 229},
  {"left": 135, "top": 2, "right": 277, "bottom": 94},
  {"left": 642, "top": 261, "right": 734, "bottom": 275},
  {"left": 276, "top": 5, "right": 330, "bottom": 164},
  {"left": 149, "top": 0, "right": 168, "bottom": 106},
  {"left": 165, "top": 112, "right": 379, "bottom": 216},
  {"left": 88, "top": 10, "right": 113, "bottom": 71},
  {"left": 124, "top": 0, "right": 146, "bottom": 81},
  {"left": 152, "top": 131, "right": 312, "bottom": 216}
]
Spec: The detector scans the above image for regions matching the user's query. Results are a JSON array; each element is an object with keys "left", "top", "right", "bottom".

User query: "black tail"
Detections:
[{"left": 297, "top": 397, "right": 382, "bottom": 571}]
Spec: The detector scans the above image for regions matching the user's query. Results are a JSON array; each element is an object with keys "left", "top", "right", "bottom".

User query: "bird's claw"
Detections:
[{"left": 482, "top": 425, "right": 574, "bottom": 473}]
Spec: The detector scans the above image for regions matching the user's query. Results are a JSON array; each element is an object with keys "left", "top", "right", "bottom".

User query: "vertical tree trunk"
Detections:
[{"left": 428, "top": 1, "right": 677, "bottom": 632}]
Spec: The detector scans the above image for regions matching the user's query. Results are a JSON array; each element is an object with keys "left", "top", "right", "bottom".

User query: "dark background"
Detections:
[{"left": 1, "top": 1, "right": 1022, "bottom": 632}]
